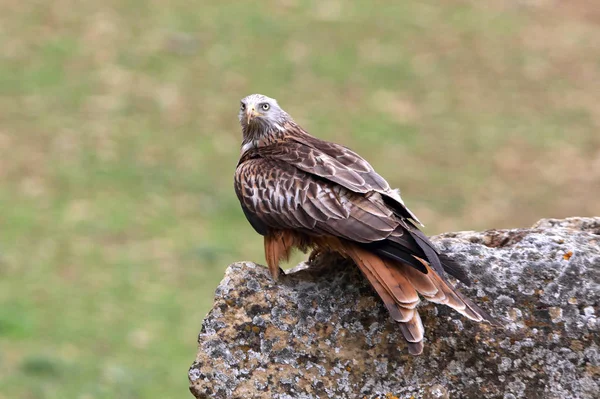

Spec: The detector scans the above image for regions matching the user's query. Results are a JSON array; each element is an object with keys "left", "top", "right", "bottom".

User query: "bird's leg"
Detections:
[
  {"left": 307, "top": 248, "right": 346, "bottom": 272},
  {"left": 307, "top": 238, "right": 350, "bottom": 271}
]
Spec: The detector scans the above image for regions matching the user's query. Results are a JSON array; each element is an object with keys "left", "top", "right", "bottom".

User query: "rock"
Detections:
[{"left": 189, "top": 217, "right": 600, "bottom": 399}]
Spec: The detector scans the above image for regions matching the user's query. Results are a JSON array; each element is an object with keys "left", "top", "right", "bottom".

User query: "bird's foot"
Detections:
[{"left": 308, "top": 248, "right": 325, "bottom": 265}]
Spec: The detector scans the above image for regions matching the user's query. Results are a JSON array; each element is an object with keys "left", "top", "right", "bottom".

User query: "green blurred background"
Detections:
[{"left": 1, "top": 1, "right": 599, "bottom": 398}]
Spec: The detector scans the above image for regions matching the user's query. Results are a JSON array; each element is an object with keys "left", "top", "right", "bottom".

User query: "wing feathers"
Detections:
[
  {"left": 312, "top": 188, "right": 348, "bottom": 219},
  {"left": 305, "top": 194, "right": 335, "bottom": 221},
  {"left": 353, "top": 196, "right": 394, "bottom": 219},
  {"left": 256, "top": 129, "right": 421, "bottom": 225},
  {"left": 439, "top": 253, "right": 472, "bottom": 286},
  {"left": 237, "top": 158, "right": 402, "bottom": 244},
  {"left": 408, "top": 228, "right": 446, "bottom": 279},
  {"left": 235, "top": 132, "right": 496, "bottom": 356}
]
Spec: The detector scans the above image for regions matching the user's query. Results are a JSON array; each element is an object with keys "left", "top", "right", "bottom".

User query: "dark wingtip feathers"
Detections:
[
  {"left": 457, "top": 291, "right": 502, "bottom": 327},
  {"left": 438, "top": 253, "right": 472, "bottom": 286}
]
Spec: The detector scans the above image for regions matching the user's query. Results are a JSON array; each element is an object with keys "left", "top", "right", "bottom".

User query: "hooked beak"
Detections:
[{"left": 245, "top": 106, "right": 260, "bottom": 124}]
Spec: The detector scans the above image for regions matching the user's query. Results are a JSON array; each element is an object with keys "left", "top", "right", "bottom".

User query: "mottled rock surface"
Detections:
[{"left": 189, "top": 217, "right": 600, "bottom": 399}]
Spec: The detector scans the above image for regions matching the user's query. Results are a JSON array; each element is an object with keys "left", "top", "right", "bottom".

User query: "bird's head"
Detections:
[{"left": 238, "top": 94, "right": 289, "bottom": 140}]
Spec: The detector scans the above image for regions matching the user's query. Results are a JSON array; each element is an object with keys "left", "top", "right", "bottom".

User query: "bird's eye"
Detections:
[
  {"left": 261, "top": 103, "right": 270, "bottom": 111},
  {"left": 240, "top": 103, "right": 246, "bottom": 111}
]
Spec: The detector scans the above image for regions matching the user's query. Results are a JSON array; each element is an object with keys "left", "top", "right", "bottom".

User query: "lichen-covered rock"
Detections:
[{"left": 189, "top": 217, "right": 600, "bottom": 399}]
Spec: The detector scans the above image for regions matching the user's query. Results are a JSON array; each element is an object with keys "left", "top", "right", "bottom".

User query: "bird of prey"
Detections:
[{"left": 234, "top": 93, "right": 496, "bottom": 355}]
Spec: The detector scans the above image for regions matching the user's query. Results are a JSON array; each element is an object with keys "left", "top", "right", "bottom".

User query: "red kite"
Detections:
[{"left": 234, "top": 94, "right": 496, "bottom": 355}]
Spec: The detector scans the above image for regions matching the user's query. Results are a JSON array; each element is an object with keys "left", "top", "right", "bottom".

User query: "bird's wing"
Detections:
[
  {"left": 235, "top": 157, "right": 495, "bottom": 354},
  {"left": 258, "top": 124, "right": 423, "bottom": 225},
  {"left": 235, "top": 155, "right": 496, "bottom": 351},
  {"left": 234, "top": 157, "right": 398, "bottom": 243},
  {"left": 235, "top": 155, "right": 440, "bottom": 276},
  {"left": 251, "top": 129, "right": 475, "bottom": 283}
]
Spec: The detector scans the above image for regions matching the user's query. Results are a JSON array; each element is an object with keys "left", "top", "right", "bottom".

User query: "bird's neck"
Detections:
[{"left": 240, "top": 123, "right": 286, "bottom": 154}]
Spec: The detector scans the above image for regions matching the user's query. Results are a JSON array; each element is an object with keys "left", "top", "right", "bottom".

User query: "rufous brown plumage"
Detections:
[{"left": 234, "top": 94, "right": 497, "bottom": 355}]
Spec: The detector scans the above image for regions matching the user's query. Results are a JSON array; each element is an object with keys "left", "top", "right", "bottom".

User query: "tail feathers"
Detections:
[
  {"left": 398, "top": 312, "right": 425, "bottom": 356},
  {"left": 343, "top": 244, "right": 496, "bottom": 355},
  {"left": 359, "top": 263, "right": 415, "bottom": 323},
  {"left": 409, "top": 258, "right": 496, "bottom": 324},
  {"left": 344, "top": 246, "right": 425, "bottom": 354},
  {"left": 348, "top": 246, "right": 419, "bottom": 307}
]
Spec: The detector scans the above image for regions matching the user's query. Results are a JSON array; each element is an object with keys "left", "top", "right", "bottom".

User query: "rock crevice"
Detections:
[{"left": 189, "top": 217, "right": 600, "bottom": 399}]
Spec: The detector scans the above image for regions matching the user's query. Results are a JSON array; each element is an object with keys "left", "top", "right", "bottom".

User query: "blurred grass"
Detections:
[{"left": 1, "top": 0, "right": 599, "bottom": 398}]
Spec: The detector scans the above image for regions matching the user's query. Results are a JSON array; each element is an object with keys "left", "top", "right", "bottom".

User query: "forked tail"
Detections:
[{"left": 342, "top": 244, "right": 496, "bottom": 355}]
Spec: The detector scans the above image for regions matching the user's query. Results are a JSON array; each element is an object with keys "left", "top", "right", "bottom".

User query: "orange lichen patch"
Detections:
[
  {"left": 563, "top": 251, "right": 573, "bottom": 260},
  {"left": 238, "top": 345, "right": 251, "bottom": 353},
  {"left": 568, "top": 297, "right": 578, "bottom": 305}
]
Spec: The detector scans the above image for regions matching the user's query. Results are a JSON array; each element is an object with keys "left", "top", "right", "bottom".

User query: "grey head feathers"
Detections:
[{"left": 239, "top": 94, "right": 291, "bottom": 143}]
